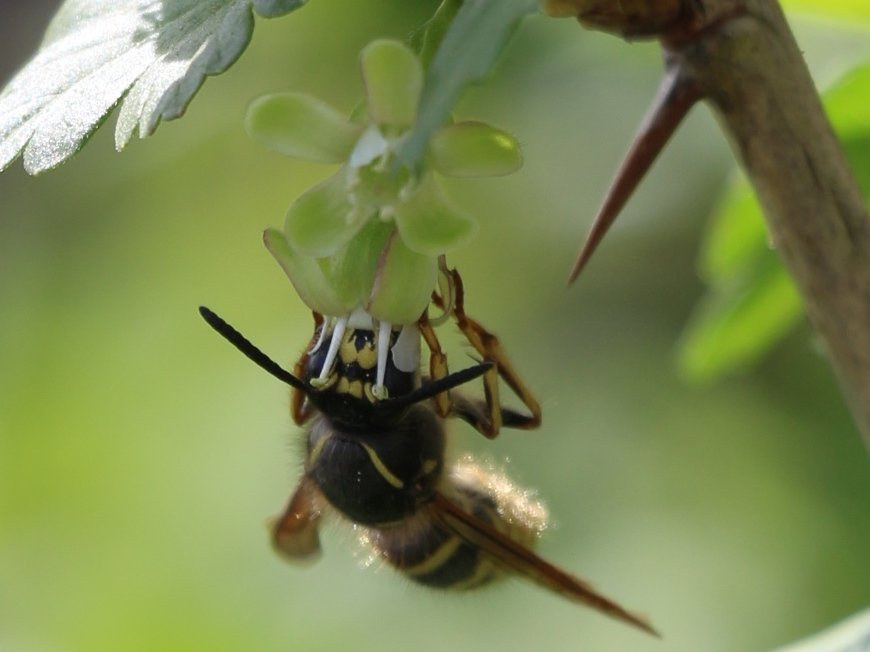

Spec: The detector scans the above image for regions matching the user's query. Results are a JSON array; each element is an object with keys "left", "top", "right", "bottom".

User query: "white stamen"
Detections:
[
  {"left": 374, "top": 320, "right": 392, "bottom": 398},
  {"left": 317, "top": 315, "right": 348, "bottom": 382}
]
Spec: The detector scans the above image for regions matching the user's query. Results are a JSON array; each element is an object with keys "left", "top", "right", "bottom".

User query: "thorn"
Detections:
[{"left": 567, "top": 63, "right": 703, "bottom": 285}]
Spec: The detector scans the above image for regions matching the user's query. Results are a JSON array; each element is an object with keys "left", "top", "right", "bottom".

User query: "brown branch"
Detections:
[
  {"left": 690, "top": 1, "right": 870, "bottom": 450},
  {"left": 551, "top": 0, "right": 870, "bottom": 449}
]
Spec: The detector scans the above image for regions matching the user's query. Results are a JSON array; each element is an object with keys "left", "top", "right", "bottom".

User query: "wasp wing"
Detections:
[
  {"left": 431, "top": 491, "right": 659, "bottom": 636},
  {"left": 270, "top": 476, "right": 324, "bottom": 564}
]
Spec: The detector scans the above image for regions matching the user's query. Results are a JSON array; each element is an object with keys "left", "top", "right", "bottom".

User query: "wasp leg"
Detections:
[
  {"left": 290, "top": 311, "right": 324, "bottom": 426},
  {"left": 418, "top": 313, "right": 451, "bottom": 418},
  {"left": 431, "top": 491, "right": 659, "bottom": 637},
  {"left": 270, "top": 476, "right": 324, "bottom": 563},
  {"left": 449, "top": 268, "right": 542, "bottom": 437},
  {"left": 448, "top": 392, "right": 535, "bottom": 433},
  {"left": 423, "top": 266, "right": 541, "bottom": 438}
]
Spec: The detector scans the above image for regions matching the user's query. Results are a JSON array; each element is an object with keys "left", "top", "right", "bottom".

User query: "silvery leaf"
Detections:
[{"left": 0, "top": 0, "right": 304, "bottom": 174}]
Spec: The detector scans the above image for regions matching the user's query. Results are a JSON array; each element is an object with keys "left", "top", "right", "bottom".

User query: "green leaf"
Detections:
[
  {"left": 781, "top": 0, "right": 870, "bottom": 23},
  {"left": 680, "top": 172, "right": 805, "bottom": 382},
  {"left": 246, "top": 93, "right": 362, "bottom": 163},
  {"left": 824, "top": 63, "right": 870, "bottom": 139},
  {"left": 681, "top": 58, "right": 870, "bottom": 382},
  {"left": 360, "top": 40, "right": 423, "bottom": 129},
  {"left": 0, "top": 0, "right": 304, "bottom": 174},
  {"left": 396, "top": 0, "right": 539, "bottom": 171},
  {"left": 842, "top": 135, "right": 870, "bottom": 202},
  {"left": 827, "top": 64, "right": 870, "bottom": 221},
  {"left": 252, "top": 0, "right": 306, "bottom": 18},
  {"left": 429, "top": 121, "right": 522, "bottom": 177},
  {"left": 678, "top": 253, "right": 803, "bottom": 383},
  {"left": 768, "top": 605, "right": 870, "bottom": 652},
  {"left": 699, "top": 177, "right": 770, "bottom": 284}
]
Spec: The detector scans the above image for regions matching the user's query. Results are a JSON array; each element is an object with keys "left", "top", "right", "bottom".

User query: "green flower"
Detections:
[{"left": 247, "top": 39, "right": 522, "bottom": 325}]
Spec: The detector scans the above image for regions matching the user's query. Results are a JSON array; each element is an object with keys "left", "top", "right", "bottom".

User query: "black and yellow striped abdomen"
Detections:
[{"left": 366, "top": 459, "right": 546, "bottom": 590}]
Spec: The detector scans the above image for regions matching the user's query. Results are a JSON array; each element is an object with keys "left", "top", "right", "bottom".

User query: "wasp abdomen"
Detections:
[
  {"left": 368, "top": 459, "right": 547, "bottom": 590},
  {"left": 369, "top": 485, "right": 500, "bottom": 589}
]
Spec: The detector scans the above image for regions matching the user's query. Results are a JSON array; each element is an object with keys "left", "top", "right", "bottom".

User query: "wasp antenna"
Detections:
[
  {"left": 199, "top": 306, "right": 310, "bottom": 393},
  {"left": 377, "top": 362, "right": 493, "bottom": 412},
  {"left": 567, "top": 64, "right": 702, "bottom": 284}
]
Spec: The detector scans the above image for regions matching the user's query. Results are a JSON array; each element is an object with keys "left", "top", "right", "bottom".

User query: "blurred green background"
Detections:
[{"left": 2, "top": 3, "right": 870, "bottom": 652}]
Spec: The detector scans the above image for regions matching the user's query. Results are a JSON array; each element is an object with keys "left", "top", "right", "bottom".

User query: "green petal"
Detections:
[
  {"left": 246, "top": 92, "right": 362, "bottom": 163},
  {"left": 327, "top": 220, "right": 395, "bottom": 314},
  {"left": 367, "top": 231, "right": 438, "bottom": 324},
  {"left": 360, "top": 40, "right": 422, "bottom": 128},
  {"left": 430, "top": 121, "right": 522, "bottom": 177},
  {"left": 284, "top": 170, "right": 366, "bottom": 257},
  {"left": 263, "top": 228, "right": 355, "bottom": 316},
  {"left": 394, "top": 176, "right": 478, "bottom": 256}
]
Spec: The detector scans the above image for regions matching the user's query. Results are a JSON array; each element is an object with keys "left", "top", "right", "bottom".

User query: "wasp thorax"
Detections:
[{"left": 305, "top": 404, "right": 445, "bottom": 526}]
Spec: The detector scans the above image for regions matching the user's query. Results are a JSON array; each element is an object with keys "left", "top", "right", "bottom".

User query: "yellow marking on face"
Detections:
[
  {"left": 347, "top": 379, "right": 364, "bottom": 399},
  {"left": 355, "top": 339, "right": 377, "bottom": 370},
  {"left": 402, "top": 536, "right": 463, "bottom": 577},
  {"left": 339, "top": 331, "right": 359, "bottom": 364},
  {"left": 337, "top": 330, "right": 378, "bottom": 369},
  {"left": 333, "top": 376, "right": 369, "bottom": 400},
  {"left": 360, "top": 443, "right": 404, "bottom": 489}
]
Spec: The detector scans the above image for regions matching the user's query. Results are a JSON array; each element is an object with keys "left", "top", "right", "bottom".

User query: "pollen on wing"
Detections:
[{"left": 450, "top": 454, "right": 549, "bottom": 538}]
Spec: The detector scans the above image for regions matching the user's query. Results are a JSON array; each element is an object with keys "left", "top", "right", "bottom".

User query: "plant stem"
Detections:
[
  {"left": 675, "top": 0, "right": 870, "bottom": 448},
  {"left": 570, "top": 0, "right": 870, "bottom": 448}
]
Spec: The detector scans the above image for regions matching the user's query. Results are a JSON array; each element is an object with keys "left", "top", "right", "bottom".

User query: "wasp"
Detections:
[
  {"left": 199, "top": 271, "right": 656, "bottom": 636},
  {"left": 289, "top": 264, "right": 544, "bottom": 441}
]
